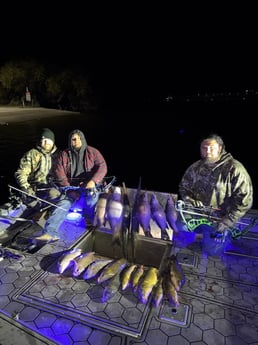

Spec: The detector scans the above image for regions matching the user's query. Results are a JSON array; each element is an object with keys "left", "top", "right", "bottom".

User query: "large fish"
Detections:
[
  {"left": 121, "top": 183, "right": 131, "bottom": 258},
  {"left": 97, "top": 257, "right": 128, "bottom": 284},
  {"left": 150, "top": 193, "right": 170, "bottom": 241},
  {"left": 82, "top": 258, "right": 113, "bottom": 280},
  {"left": 165, "top": 194, "right": 179, "bottom": 234},
  {"left": 57, "top": 247, "right": 82, "bottom": 274},
  {"left": 121, "top": 183, "right": 131, "bottom": 231},
  {"left": 72, "top": 251, "right": 97, "bottom": 277},
  {"left": 105, "top": 186, "right": 124, "bottom": 246},
  {"left": 152, "top": 276, "right": 164, "bottom": 308},
  {"left": 165, "top": 254, "right": 185, "bottom": 291},
  {"left": 130, "top": 178, "right": 142, "bottom": 262},
  {"left": 136, "top": 191, "right": 152, "bottom": 237},
  {"left": 138, "top": 267, "right": 159, "bottom": 304},
  {"left": 131, "top": 264, "right": 145, "bottom": 293},
  {"left": 131, "top": 178, "right": 142, "bottom": 234},
  {"left": 102, "top": 271, "right": 121, "bottom": 302},
  {"left": 121, "top": 263, "right": 137, "bottom": 290},
  {"left": 163, "top": 272, "right": 180, "bottom": 307},
  {"left": 93, "top": 191, "right": 110, "bottom": 228}
]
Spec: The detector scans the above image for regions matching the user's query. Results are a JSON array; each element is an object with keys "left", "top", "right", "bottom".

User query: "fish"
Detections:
[
  {"left": 121, "top": 263, "right": 137, "bottom": 290},
  {"left": 152, "top": 276, "right": 164, "bottom": 307},
  {"left": 97, "top": 257, "right": 128, "bottom": 284},
  {"left": 121, "top": 182, "right": 131, "bottom": 230},
  {"left": 165, "top": 254, "right": 185, "bottom": 291},
  {"left": 105, "top": 186, "right": 124, "bottom": 246},
  {"left": 57, "top": 247, "right": 82, "bottom": 274},
  {"left": 82, "top": 258, "right": 113, "bottom": 280},
  {"left": 72, "top": 251, "right": 97, "bottom": 277},
  {"left": 131, "top": 178, "right": 142, "bottom": 234},
  {"left": 162, "top": 272, "right": 180, "bottom": 307},
  {"left": 93, "top": 191, "right": 110, "bottom": 228},
  {"left": 130, "top": 178, "right": 142, "bottom": 261},
  {"left": 138, "top": 267, "right": 159, "bottom": 304},
  {"left": 131, "top": 264, "right": 145, "bottom": 293},
  {"left": 136, "top": 191, "right": 152, "bottom": 237},
  {"left": 150, "top": 193, "right": 170, "bottom": 241},
  {"left": 102, "top": 271, "right": 121, "bottom": 302},
  {"left": 165, "top": 194, "right": 179, "bottom": 234},
  {"left": 121, "top": 183, "right": 131, "bottom": 258}
]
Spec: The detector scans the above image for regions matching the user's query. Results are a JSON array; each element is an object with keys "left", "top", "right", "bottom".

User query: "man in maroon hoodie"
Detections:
[{"left": 34, "top": 129, "right": 107, "bottom": 243}]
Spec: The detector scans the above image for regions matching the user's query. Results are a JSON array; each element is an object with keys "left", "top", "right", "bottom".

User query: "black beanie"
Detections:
[{"left": 40, "top": 128, "right": 55, "bottom": 143}]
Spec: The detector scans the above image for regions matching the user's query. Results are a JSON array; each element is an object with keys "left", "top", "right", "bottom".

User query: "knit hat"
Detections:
[{"left": 40, "top": 128, "right": 55, "bottom": 143}]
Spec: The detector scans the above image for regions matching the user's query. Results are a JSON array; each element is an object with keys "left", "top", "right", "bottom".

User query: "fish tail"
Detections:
[
  {"left": 161, "top": 229, "right": 170, "bottom": 241},
  {"left": 143, "top": 229, "right": 153, "bottom": 238},
  {"left": 112, "top": 235, "right": 121, "bottom": 246}
]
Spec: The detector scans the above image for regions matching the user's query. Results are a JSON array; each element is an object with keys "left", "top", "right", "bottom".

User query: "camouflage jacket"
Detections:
[
  {"left": 15, "top": 145, "right": 60, "bottom": 190},
  {"left": 179, "top": 152, "right": 253, "bottom": 225}
]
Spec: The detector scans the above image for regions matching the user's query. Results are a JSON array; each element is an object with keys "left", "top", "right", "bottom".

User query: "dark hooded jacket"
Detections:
[
  {"left": 179, "top": 151, "right": 253, "bottom": 226},
  {"left": 55, "top": 129, "right": 107, "bottom": 187}
]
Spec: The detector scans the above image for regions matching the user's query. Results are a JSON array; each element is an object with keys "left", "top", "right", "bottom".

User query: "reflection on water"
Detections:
[{"left": 0, "top": 106, "right": 257, "bottom": 208}]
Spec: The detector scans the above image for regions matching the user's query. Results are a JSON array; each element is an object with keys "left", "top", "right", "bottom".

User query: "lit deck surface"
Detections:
[{"left": 0, "top": 191, "right": 258, "bottom": 345}]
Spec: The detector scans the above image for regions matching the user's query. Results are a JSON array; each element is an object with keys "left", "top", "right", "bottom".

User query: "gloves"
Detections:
[{"left": 185, "top": 196, "right": 203, "bottom": 208}]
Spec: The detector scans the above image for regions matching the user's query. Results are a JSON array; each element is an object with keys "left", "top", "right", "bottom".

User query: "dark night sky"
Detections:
[
  {"left": 2, "top": 4, "right": 258, "bottom": 100},
  {"left": 1, "top": 5, "right": 258, "bottom": 207}
]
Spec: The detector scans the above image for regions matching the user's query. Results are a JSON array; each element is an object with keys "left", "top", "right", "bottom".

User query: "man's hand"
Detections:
[
  {"left": 21, "top": 186, "right": 35, "bottom": 196},
  {"left": 217, "top": 222, "right": 228, "bottom": 233},
  {"left": 215, "top": 219, "right": 233, "bottom": 243},
  {"left": 217, "top": 218, "right": 233, "bottom": 233},
  {"left": 185, "top": 196, "right": 203, "bottom": 208},
  {"left": 86, "top": 180, "right": 96, "bottom": 189},
  {"left": 20, "top": 186, "right": 36, "bottom": 203}
]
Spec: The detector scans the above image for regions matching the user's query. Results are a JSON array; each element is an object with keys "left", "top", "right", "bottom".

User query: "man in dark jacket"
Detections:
[
  {"left": 34, "top": 129, "right": 107, "bottom": 243},
  {"left": 176, "top": 133, "right": 253, "bottom": 255}
]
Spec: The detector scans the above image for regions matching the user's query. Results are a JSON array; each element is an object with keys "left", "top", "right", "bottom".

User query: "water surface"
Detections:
[{"left": 0, "top": 104, "right": 257, "bottom": 208}]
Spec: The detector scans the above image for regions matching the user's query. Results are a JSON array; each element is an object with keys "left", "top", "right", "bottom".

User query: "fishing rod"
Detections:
[
  {"left": 8, "top": 176, "right": 117, "bottom": 213},
  {"left": 0, "top": 214, "right": 34, "bottom": 223},
  {"left": 8, "top": 185, "right": 68, "bottom": 211}
]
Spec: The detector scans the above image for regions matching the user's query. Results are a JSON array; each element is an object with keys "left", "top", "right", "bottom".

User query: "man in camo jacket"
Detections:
[
  {"left": 15, "top": 128, "right": 61, "bottom": 202},
  {"left": 176, "top": 133, "right": 253, "bottom": 255}
]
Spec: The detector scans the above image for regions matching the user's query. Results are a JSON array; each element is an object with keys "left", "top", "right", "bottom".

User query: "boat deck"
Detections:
[{"left": 0, "top": 190, "right": 258, "bottom": 345}]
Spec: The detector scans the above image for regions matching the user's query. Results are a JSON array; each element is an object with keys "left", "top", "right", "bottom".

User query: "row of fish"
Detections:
[
  {"left": 57, "top": 248, "right": 185, "bottom": 306},
  {"left": 93, "top": 184, "right": 179, "bottom": 245},
  {"left": 133, "top": 191, "right": 179, "bottom": 241},
  {"left": 93, "top": 185, "right": 129, "bottom": 250}
]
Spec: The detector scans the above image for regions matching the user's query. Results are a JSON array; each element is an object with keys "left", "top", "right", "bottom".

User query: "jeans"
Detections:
[
  {"left": 43, "top": 189, "right": 100, "bottom": 238},
  {"left": 43, "top": 197, "right": 72, "bottom": 237}
]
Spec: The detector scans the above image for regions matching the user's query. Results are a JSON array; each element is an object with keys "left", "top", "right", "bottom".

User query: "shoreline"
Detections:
[{"left": 0, "top": 106, "right": 80, "bottom": 124}]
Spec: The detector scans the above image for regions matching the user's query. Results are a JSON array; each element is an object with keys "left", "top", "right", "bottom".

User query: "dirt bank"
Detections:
[{"left": 0, "top": 106, "right": 80, "bottom": 124}]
